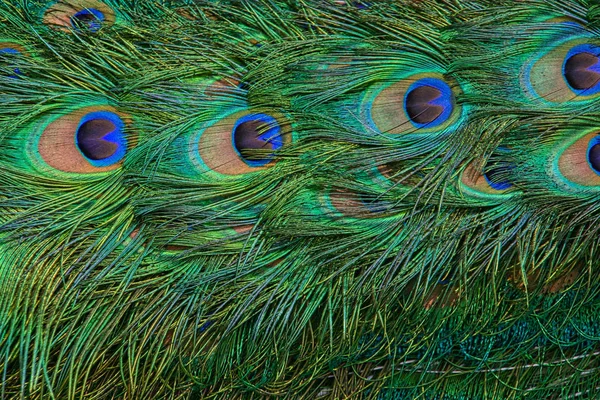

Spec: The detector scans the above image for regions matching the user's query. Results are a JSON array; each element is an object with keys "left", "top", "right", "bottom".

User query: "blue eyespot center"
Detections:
[
  {"left": 75, "top": 111, "right": 127, "bottom": 167},
  {"left": 70, "top": 8, "right": 105, "bottom": 32},
  {"left": 483, "top": 148, "right": 514, "bottom": 191},
  {"left": 232, "top": 113, "right": 283, "bottom": 167},
  {"left": 587, "top": 136, "right": 600, "bottom": 175},
  {"left": 358, "top": 193, "right": 389, "bottom": 214},
  {"left": 404, "top": 77, "right": 454, "bottom": 128},
  {"left": 483, "top": 157, "right": 513, "bottom": 191},
  {"left": 563, "top": 44, "right": 600, "bottom": 95},
  {"left": 484, "top": 168, "right": 513, "bottom": 191},
  {"left": 0, "top": 47, "right": 23, "bottom": 77}
]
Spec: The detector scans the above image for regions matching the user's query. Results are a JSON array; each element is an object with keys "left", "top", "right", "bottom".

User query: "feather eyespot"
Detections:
[
  {"left": 563, "top": 44, "right": 600, "bottom": 95},
  {"left": 556, "top": 132, "right": 600, "bottom": 186},
  {"left": 43, "top": 0, "right": 115, "bottom": 32},
  {"left": 588, "top": 137, "right": 600, "bottom": 174},
  {"left": 483, "top": 151, "right": 514, "bottom": 191},
  {"left": 71, "top": 8, "right": 105, "bottom": 32},
  {"left": 359, "top": 197, "right": 390, "bottom": 214},
  {"left": 75, "top": 111, "right": 127, "bottom": 167},
  {"left": 461, "top": 157, "right": 514, "bottom": 198},
  {"left": 375, "top": 161, "right": 426, "bottom": 187},
  {"left": 0, "top": 42, "right": 27, "bottom": 77},
  {"left": 322, "top": 189, "right": 367, "bottom": 218},
  {"left": 366, "top": 74, "right": 461, "bottom": 135},
  {"left": 37, "top": 106, "right": 132, "bottom": 173},
  {"left": 232, "top": 114, "right": 284, "bottom": 167},
  {"left": 322, "top": 188, "right": 391, "bottom": 218},
  {"left": 194, "top": 110, "right": 292, "bottom": 176},
  {"left": 404, "top": 78, "right": 454, "bottom": 128},
  {"left": 522, "top": 39, "right": 600, "bottom": 103},
  {"left": 483, "top": 168, "right": 513, "bottom": 191}
]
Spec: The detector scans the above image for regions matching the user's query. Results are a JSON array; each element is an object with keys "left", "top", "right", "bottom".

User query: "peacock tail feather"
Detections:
[{"left": 2, "top": 0, "right": 600, "bottom": 398}]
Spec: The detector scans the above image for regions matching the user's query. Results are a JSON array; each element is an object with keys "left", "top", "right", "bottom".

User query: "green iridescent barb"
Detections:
[{"left": 1, "top": 0, "right": 600, "bottom": 398}]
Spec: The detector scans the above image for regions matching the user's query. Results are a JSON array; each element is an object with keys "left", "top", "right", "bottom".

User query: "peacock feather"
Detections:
[{"left": 2, "top": 0, "right": 600, "bottom": 398}]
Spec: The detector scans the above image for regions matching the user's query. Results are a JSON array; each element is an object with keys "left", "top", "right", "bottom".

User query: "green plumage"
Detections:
[{"left": 1, "top": 0, "right": 600, "bottom": 398}]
